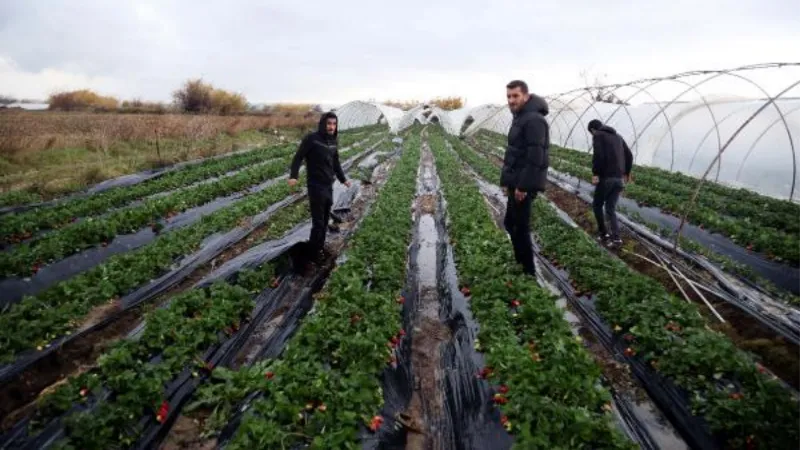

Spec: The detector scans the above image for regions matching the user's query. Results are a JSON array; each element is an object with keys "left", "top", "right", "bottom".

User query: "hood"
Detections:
[
  {"left": 317, "top": 111, "right": 339, "bottom": 140},
  {"left": 598, "top": 125, "right": 617, "bottom": 134},
  {"left": 517, "top": 93, "right": 549, "bottom": 117}
]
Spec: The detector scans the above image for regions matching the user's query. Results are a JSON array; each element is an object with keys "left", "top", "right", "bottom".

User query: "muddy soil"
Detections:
[{"left": 544, "top": 182, "right": 800, "bottom": 389}]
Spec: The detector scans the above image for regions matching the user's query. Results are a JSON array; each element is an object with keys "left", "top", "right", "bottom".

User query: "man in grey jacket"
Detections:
[{"left": 500, "top": 80, "right": 550, "bottom": 276}]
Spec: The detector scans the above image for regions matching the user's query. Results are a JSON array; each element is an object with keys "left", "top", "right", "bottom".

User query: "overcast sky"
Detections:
[{"left": 1, "top": 0, "right": 798, "bottom": 107}]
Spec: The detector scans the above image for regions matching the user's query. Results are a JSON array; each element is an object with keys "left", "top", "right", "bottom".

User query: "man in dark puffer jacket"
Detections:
[
  {"left": 289, "top": 112, "right": 351, "bottom": 263},
  {"left": 500, "top": 80, "right": 550, "bottom": 276},
  {"left": 588, "top": 119, "right": 633, "bottom": 248}
]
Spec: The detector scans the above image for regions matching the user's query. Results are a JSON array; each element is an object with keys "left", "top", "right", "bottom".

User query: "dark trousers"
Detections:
[
  {"left": 504, "top": 191, "right": 536, "bottom": 274},
  {"left": 593, "top": 177, "right": 624, "bottom": 239},
  {"left": 308, "top": 183, "right": 333, "bottom": 254}
]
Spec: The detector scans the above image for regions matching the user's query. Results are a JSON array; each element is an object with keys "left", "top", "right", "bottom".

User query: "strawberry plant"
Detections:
[
  {"left": 430, "top": 128, "right": 634, "bottom": 449},
  {"left": 22, "top": 275, "right": 262, "bottom": 449},
  {"left": 223, "top": 129, "right": 421, "bottom": 449}
]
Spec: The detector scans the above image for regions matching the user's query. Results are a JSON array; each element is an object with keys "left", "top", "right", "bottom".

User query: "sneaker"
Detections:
[{"left": 595, "top": 232, "right": 610, "bottom": 243}]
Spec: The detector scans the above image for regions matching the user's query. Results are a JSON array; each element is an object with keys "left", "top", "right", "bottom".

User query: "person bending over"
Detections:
[{"left": 588, "top": 119, "right": 633, "bottom": 248}]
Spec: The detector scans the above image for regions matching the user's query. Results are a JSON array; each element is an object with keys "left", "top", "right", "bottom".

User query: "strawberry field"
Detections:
[{"left": 0, "top": 119, "right": 798, "bottom": 450}]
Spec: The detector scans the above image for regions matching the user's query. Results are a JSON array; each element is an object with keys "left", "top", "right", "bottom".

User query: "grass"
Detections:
[{"left": 0, "top": 110, "right": 315, "bottom": 203}]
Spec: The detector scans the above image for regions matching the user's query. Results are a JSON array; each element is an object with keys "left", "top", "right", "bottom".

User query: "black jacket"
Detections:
[
  {"left": 591, "top": 125, "right": 633, "bottom": 178},
  {"left": 501, "top": 94, "right": 550, "bottom": 193},
  {"left": 289, "top": 112, "right": 347, "bottom": 186}
]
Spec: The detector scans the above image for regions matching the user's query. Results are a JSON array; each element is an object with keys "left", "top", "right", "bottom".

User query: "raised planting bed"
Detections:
[
  {"left": 216, "top": 130, "right": 422, "bottom": 449},
  {"left": 429, "top": 127, "right": 636, "bottom": 449}
]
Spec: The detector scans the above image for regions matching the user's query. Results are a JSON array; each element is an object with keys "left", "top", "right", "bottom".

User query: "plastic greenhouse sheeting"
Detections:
[{"left": 334, "top": 100, "right": 405, "bottom": 133}]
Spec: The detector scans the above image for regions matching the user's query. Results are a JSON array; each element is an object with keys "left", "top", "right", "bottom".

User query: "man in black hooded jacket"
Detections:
[
  {"left": 289, "top": 111, "right": 351, "bottom": 262},
  {"left": 500, "top": 80, "right": 550, "bottom": 276},
  {"left": 588, "top": 119, "right": 633, "bottom": 248}
]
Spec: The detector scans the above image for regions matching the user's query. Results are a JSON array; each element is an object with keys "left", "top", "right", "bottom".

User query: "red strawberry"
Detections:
[
  {"left": 390, "top": 336, "right": 399, "bottom": 345},
  {"left": 396, "top": 295, "right": 405, "bottom": 304},
  {"left": 79, "top": 388, "right": 88, "bottom": 397},
  {"left": 498, "top": 384, "right": 509, "bottom": 394},
  {"left": 265, "top": 371, "right": 275, "bottom": 380},
  {"left": 755, "top": 363, "right": 766, "bottom": 374},
  {"left": 510, "top": 299, "right": 521, "bottom": 308},
  {"left": 746, "top": 244, "right": 754, "bottom": 251},
  {"left": 729, "top": 392, "right": 743, "bottom": 400},
  {"left": 369, "top": 415, "right": 384, "bottom": 431},
  {"left": 460, "top": 286, "right": 471, "bottom": 296},
  {"left": 624, "top": 347, "right": 636, "bottom": 357},
  {"left": 270, "top": 278, "right": 280, "bottom": 288},
  {"left": 205, "top": 361, "right": 215, "bottom": 372},
  {"left": 31, "top": 265, "right": 40, "bottom": 274},
  {"left": 350, "top": 314, "right": 362, "bottom": 324},
  {"left": 500, "top": 415, "right": 509, "bottom": 425},
  {"left": 479, "top": 367, "right": 493, "bottom": 379},
  {"left": 318, "top": 403, "right": 327, "bottom": 412},
  {"left": 492, "top": 393, "right": 508, "bottom": 404},
  {"left": 398, "top": 329, "right": 406, "bottom": 336}
]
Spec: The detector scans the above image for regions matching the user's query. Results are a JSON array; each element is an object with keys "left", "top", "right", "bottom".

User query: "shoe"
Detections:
[
  {"left": 330, "top": 212, "right": 344, "bottom": 224},
  {"left": 595, "top": 232, "right": 610, "bottom": 243}
]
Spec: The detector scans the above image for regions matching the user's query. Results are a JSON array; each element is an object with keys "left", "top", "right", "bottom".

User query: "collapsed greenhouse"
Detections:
[{"left": 0, "top": 63, "right": 798, "bottom": 450}]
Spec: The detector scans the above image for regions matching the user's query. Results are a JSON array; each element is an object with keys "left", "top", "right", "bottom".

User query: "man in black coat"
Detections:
[
  {"left": 588, "top": 119, "right": 633, "bottom": 248},
  {"left": 500, "top": 80, "right": 550, "bottom": 276},
  {"left": 289, "top": 111, "right": 351, "bottom": 262}
]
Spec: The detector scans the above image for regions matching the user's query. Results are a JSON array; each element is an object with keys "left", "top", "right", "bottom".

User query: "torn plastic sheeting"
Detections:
[
  {"left": 196, "top": 222, "right": 311, "bottom": 288},
  {"left": 548, "top": 170, "right": 800, "bottom": 295},
  {"left": 0, "top": 194, "right": 303, "bottom": 385},
  {"left": 547, "top": 174, "right": 800, "bottom": 345}
]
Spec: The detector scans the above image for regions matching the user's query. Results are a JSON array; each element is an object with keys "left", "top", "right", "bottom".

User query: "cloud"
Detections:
[{"left": 0, "top": 0, "right": 798, "bottom": 106}]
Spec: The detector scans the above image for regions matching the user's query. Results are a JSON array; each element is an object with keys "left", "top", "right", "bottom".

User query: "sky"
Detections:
[{"left": 1, "top": 0, "right": 799, "bottom": 107}]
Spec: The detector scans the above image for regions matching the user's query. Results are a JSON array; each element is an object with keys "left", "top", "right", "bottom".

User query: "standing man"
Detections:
[
  {"left": 587, "top": 119, "right": 633, "bottom": 248},
  {"left": 500, "top": 80, "right": 550, "bottom": 276},
  {"left": 289, "top": 111, "right": 351, "bottom": 263}
]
